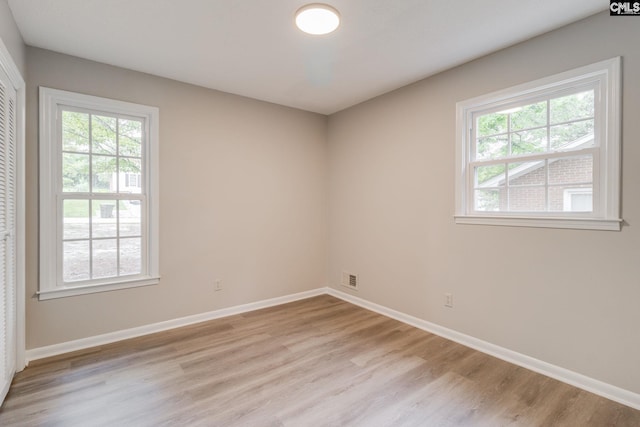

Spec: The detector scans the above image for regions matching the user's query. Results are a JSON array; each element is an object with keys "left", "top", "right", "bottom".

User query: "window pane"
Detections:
[
  {"left": 62, "top": 153, "right": 90, "bottom": 192},
  {"left": 63, "top": 240, "right": 90, "bottom": 282},
  {"left": 120, "top": 200, "right": 142, "bottom": 237},
  {"left": 508, "top": 186, "right": 546, "bottom": 211},
  {"left": 92, "top": 115, "right": 117, "bottom": 155},
  {"left": 510, "top": 101, "right": 547, "bottom": 131},
  {"left": 63, "top": 199, "right": 90, "bottom": 240},
  {"left": 92, "top": 155, "right": 117, "bottom": 193},
  {"left": 93, "top": 239, "right": 118, "bottom": 279},
  {"left": 119, "top": 119, "right": 142, "bottom": 157},
  {"left": 476, "top": 135, "right": 508, "bottom": 160},
  {"left": 93, "top": 199, "right": 118, "bottom": 238},
  {"left": 550, "top": 119, "right": 594, "bottom": 150},
  {"left": 474, "top": 189, "right": 501, "bottom": 211},
  {"left": 477, "top": 112, "right": 507, "bottom": 137},
  {"left": 550, "top": 90, "right": 594, "bottom": 124},
  {"left": 62, "top": 111, "right": 90, "bottom": 153},
  {"left": 475, "top": 164, "right": 505, "bottom": 187},
  {"left": 507, "top": 161, "right": 546, "bottom": 186},
  {"left": 511, "top": 128, "right": 547, "bottom": 156},
  {"left": 120, "top": 238, "right": 142, "bottom": 276},
  {"left": 119, "top": 158, "right": 142, "bottom": 194},
  {"left": 548, "top": 155, "right": 593, "bottom": 185}
]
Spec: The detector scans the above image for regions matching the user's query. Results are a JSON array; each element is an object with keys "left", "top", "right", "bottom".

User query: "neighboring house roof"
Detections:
[{"left": 478, "top": 133, "right": 594, "bottom": 188}]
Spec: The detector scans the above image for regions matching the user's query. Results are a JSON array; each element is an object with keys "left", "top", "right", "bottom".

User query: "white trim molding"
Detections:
[
  {"left": 25, "top": 288, "right": 325, "bottom": 362},
  {"left": 326, "top": 287, "right": 640, "bottom": 411},
  {"left": 24, "top": 286, "right": 640, "bottom": 411},
  {"left": 454, "top": 215, "right": 622, "bottom": 231}
]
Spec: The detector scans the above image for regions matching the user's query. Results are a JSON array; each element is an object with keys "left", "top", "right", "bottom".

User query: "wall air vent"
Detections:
[{"left": 342, "top": 271, "right": 358, "bottom": 290}]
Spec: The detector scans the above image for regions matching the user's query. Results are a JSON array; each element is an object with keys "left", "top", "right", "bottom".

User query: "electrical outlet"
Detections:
[
  {"left": 444, "top": 293, "right": 453, "bottom": 308},
  {"left": 215, "top": 279, "right": 222, "bottom": 291}
]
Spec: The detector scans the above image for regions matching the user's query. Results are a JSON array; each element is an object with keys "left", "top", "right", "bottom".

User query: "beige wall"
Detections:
[
  {"left": 26, "top": 48, "right": 328, "bottom": 348},
  {"left": 0, "top": 0, "right": 25, "bottom": 75},
  {"left": 327, "top": 12, "right": 640, "bottom": 394}
]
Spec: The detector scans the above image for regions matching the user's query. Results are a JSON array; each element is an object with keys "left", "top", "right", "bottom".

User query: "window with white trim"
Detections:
[
  {"left": 39, "top": 88, "right": 159, "bottom": 299},
  {"left": 455, "top": 58, "right": 621, "bottom": 231}
]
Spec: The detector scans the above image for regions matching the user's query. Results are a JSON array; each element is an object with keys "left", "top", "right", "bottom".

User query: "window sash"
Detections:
[
  {"left": 470, "top": 83, "right": 599, "bottom": 163},
  {"left": 57, "top": 194, "right": 148, "bottom": 287},
  {"left": 57, "top": 104, "right": 148, "bottom": 287},
  {"left": 468, "top": 151, "right": 599, "bottom": 216}
]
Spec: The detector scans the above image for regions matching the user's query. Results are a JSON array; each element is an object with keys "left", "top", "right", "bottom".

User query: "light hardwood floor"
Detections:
[{"left": 1, "top": 295, "right": 638, "bottom": 426}]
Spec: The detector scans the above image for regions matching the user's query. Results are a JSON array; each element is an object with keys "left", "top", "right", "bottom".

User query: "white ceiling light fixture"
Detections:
[{"left": 295, "top": 3, "right": 341, "bottom": 35}]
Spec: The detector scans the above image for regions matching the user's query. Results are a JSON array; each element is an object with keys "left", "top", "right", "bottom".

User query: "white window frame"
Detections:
[
  {"left": 39, "top": 87, "right": 160, "bottom": 300},
  {"left": 455, "top": 57, "right": 621, "bottom": 231}
]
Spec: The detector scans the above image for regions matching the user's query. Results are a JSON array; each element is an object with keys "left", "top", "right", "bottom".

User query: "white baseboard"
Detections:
[
  {"left": 25, "top": 286, "right": 640, "bottom": 410},
  {"left": 326, "top": 287, "right": 640, "bottom": 411},
  {"left": 25, "top": 288, "right": 325, "bottom": 363}
]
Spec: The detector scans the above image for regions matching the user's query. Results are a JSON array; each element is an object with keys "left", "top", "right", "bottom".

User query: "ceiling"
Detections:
[{"left": 8, "top": 0, "right": 606, "bottom": 115}]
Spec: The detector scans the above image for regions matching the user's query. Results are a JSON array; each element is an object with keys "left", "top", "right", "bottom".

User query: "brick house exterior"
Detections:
[
  {"left": 505, "top": 156, "right": 592, "bottom": 211},
  {"left": 479, "top": 135, "right": 594, "bottom": 212}
]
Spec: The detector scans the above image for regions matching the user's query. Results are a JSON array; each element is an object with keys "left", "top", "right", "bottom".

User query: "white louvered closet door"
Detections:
[{"left": 0, "top": 63, "right": 17, "bottom": 405}]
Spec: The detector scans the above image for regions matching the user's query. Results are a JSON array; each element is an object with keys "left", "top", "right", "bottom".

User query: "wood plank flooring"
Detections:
[{"left": 1, "top": 295, "right": 638, "bottom": 426}]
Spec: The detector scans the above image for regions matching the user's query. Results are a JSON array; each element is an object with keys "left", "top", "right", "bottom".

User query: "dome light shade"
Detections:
[{"left": 295, "top": 4, "right": 340, "bottom": 35}]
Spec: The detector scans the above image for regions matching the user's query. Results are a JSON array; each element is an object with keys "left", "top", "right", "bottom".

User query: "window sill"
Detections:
[
  {"left": 454, "top": 215, "right": 622, "bottom": 231},
  {"left": 38, "top": 276, "right": 160, "bottom": 300}
]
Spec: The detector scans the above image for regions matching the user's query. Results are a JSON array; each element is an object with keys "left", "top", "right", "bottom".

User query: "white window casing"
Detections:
[
  {"left": 39, "top": 88, "right": 160, "bottom": 299},
  {"left": 455, "top": 57, "right": 621, "bottom": 231}
]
